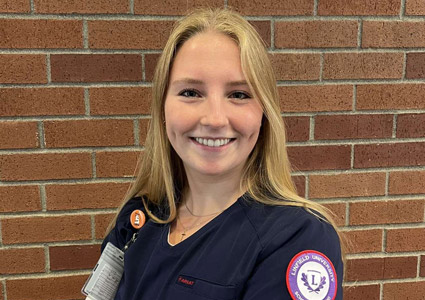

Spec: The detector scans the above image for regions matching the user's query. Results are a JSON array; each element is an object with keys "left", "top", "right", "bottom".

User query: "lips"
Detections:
[{"left": 192, "top": 137, "right": 235, "bottom": 147}]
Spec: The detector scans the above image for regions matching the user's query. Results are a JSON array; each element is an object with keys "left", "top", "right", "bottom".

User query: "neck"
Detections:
[{"left": 182, "top": 168, "right": 245, "bottom": 216}]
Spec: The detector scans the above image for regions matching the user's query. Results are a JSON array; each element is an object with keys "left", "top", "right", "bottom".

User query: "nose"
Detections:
[{"left": 200, "top": 96, "right": 229, "bottom": 128}]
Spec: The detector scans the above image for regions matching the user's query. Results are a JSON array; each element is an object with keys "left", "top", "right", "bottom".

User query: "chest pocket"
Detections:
[{"left": 174, "top": 274, "right": 237, "bottom": 300}]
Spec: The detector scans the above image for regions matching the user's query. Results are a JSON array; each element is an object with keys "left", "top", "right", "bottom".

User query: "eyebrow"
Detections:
[{"left": 170, "top": 78, "right": 249, "bottom": 87}]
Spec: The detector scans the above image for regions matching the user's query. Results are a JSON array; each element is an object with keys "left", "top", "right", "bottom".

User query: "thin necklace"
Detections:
[
  {"left": 176, "top": 213, "right": 217, "bottom": 241},
  {"left": 184, "top": 201, "right": 222, "bottom": 217}
]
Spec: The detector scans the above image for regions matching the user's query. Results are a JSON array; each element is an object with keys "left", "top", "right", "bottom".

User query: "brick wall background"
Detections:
[{"left": 0, "top": 1, "right": 425, "bottom": 299}]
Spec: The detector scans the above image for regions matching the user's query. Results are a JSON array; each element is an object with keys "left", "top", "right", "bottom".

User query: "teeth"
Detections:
[{"left": 195, "top": 138, "right": 231, "bottom": 147}]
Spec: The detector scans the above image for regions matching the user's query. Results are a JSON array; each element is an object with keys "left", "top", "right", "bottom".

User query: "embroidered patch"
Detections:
[{"left": 286, "top": 250, "right": 337, "bottom": 300}]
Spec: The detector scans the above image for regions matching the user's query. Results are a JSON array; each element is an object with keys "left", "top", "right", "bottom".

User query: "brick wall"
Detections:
[{"left": 0, "top": 1, "right": 424, "bottom": 299}]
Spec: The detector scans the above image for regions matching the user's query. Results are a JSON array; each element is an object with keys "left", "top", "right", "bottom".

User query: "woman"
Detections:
[{"left": 102, "top": 8, "right": 343, "bottom": 300}]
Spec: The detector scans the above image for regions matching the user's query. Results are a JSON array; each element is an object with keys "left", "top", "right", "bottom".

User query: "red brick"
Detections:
[
  {"left": 90, "top": 87, "right": 151, "bottom": 115},
  {"left": 309, "top": 173, "right": 386, "bottom": 199},
  {"left": 95, "top": 213, "right": 115, "bottom": 239},
  {"left": 0, "top": 88, "right": 85, "bottom": 117},
  {"left": 315, "top": 114, "right": 393, "bottom": 140},
  {"left": 0, "top": 153, "right": 92, "bottom": 181},
  {"left": 229, "top": 0, "right": 313, "bottom": 16},
  {"left": 354, "top": 142, "right": 425, "bottom": 168},
  {"left": 421, "top": 255, "right": 425, "bottom": 276},
  {"left": 44, "top": 119, "right": 134, "bottom": 148},
  {"left": 0, "top": 248, "right": 45, "bottom": 274},
  {"left": 145, "top": 53, "right": 160, "bottom": 82},
  {"left": 387, "top": 228, "right": 425, "bottom": 252},
  {"left": 346, "top": 256, "right": 417, "bottom": 281},
  {"left": 96, "top": 151, "right": 140, "bottom": 178},
  {"left": 46, "top": 182, "right": 129, "bottom": 210},
  {"left": 279, "top": 85, "right": 353, "bottom": 112},
  {"left": 363, "top": 21, "right": 425, "bottom": 48},
  {"left": 139, "top": 119, "right": 150, "bottom": 146},
  {"left": 344, "top": 229, "right": 383, "bottom": 254},
  {"left": 323, "top": 52, "right": 403, "bottom": 79},
  {"left": 350, "top": 200, "right": 424, "bottom": 225},
  {"left": 0, "top": 54, "right": 46, "bottom": 84},
  {"left": 287, "top": 145, "right": 351, "bottom": 171},
  {"left": 34, "top": 0, "right": 129, "bottom": 14},
  {"left": 249, "top": 21, "right": 271, "bottom": 48},
  {"left": 322, "top": 202, "right": 346, "bottom": 227},
  {"left": 345, "top": 257, "right": 418, "bottom": 281},
  {"left": 275, "top": 21, "right": 357, "bottom": 49},
  {"left": 270, "top": 53, "right": 320, "bottom": 80},
  {"left": 406, "top": 53, "right": 425, "bottom": 79},
  {"left": 292, "top": 175, "right": 306, "bottom": 198},
  {"left": 384, "top": 281, "right": 425, "bottom": 300},
  {"left": 89, "top": 20, "right": 174, "bottom": 50},
  {"left": 0, "top": 19, "right": 82, "bottom": 49},
  {"left": 344, "top": 285, "right": 380, "bottom": 300},
  {"left": 0, "top": 121, "right": 39, "bottom": 149},
  {"left": 389, "top": 171, "right": 425, "bottom": 195},
  {"left": 283, "top": 116, "right": 310, "bottom": 142},
  {"left": 357, "top": 84, "right": 425, "bottom": 110},
  {"left": 0, "top": 186, "right": 41, "bottom": 213},
  {"left": 2, "top": 215, "right": 91, "bottom": 244},
  {"left": 0, "top": 0, "right": 30, "bottom": 12},
  {"left": 406, "top": 0, "right": 425, "bottom": 15},
  {"left": 6, "top": 275, "right": 87, "bottom": 300},
  {"left": 397, "top": 113, "right": 425, "bottom": 138},
  {"left": 134, "top": 0, "right": 223, "bottom": 15},
  {"left": 49, "top": 245, "right": 100, "bottom": 271},
  {"left": 50, "top": 54, "right": 142, "bottom": 83},
  {"left": 318, "top": 0, "right": 400, "bottom": 15}
]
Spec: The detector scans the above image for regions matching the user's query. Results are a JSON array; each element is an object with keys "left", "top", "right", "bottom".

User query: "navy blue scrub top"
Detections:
[{"left": 102, "top": 196, "right": 343, "bottom": 300}]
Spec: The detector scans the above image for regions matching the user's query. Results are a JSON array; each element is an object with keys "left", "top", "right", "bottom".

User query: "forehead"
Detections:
[{"left": 169, "top": 31, "right": 245, "bottom": 82}]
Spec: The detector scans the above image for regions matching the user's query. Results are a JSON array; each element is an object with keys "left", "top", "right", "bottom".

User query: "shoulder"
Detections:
[
  {"left": 238, "top": 197, "right": 341, "bottom": 259},
  {"left": 102, "top": 197, "right": 145, "bottom": 250}
]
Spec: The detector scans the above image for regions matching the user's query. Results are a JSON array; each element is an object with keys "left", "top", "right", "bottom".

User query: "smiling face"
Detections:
[{"left": 164, "top": 30, "right": 263, "bottom": 180}]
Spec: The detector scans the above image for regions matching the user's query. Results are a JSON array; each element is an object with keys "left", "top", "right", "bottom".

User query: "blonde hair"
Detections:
[{"left": 108, "top": 8, "right": 344, "bottom": 252}]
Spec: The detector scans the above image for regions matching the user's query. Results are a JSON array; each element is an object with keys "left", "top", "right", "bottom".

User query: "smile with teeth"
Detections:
[{"left": 193, "top": 137, "right": 234, "bottom": 147}]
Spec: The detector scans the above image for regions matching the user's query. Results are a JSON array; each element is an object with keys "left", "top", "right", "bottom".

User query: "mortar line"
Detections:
[
  {"left": 402, "top": 52, "right": 407, "bottom": 80},
  {"left": 130, "top": 0, "right": 135, "bottom": 14},
  {"left": 400, "top": 0, "right": 407, "bottom": 18},
  {"left": 134, "top": 119, "right": 140, "bottom": 146},
  {"left": 142, "top": 53, "right": 146, "bottom": 81},
  {"left": 45, "top": 244, "right": 50, "bottom": 273},
  {"left": 83, "top": 19, "right": 89, "bottom": 49},
  {"left": 357, "top": 18, "right": 363, "bottom": 49},
  {"left": 30, "top": 0, "right": 34, "bottom": 13},
  {"left": 313, "top": 0, "right": 318, "bottom": 16},
  {"left": 270, "top": 19, "right": 275, "bottom": 50},
  {"left": 46, "top": 54, "right": 51, "bottom": 83},
  {"left": 392, "top": 114, "right": 397, "bottom": 138},
  {"left": 84, "top": 88, "right": 90, "bottom": 116},
  {"left": 40, "top": 185, "right": 47, "bottom": 212},
  {"left": 91, "top": 152, "right": 97, "bottom": 178},
  {"left": 38, "top": 121, "right": 45, "bottom": 148},
  {"left": 309, "top": 115, "right": 315, "bottom": 141},
  {"left": 2, "top": 279, "right": 6, "bottom": 300},
  {"left": 91, "top": 215, "right": 96, "bottom": 240},
  {"left": 352, "top": 84, "right": 357, "bottom": 111}
]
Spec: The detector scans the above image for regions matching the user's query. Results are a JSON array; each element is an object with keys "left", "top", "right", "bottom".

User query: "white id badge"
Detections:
[{"left": 81, "top": 242, "right": 124, "bottom": 300}]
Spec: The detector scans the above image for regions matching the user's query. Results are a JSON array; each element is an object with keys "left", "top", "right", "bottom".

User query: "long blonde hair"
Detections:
[{"left": 108, "top": 8, "right": 343, "bottom": 247}]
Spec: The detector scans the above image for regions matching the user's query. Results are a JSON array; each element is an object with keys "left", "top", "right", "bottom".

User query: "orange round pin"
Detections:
[{"left": 130, "top": 210, "right": 146, "bottom": 229}]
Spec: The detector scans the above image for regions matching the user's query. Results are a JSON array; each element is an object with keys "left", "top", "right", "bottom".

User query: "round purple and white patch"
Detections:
[{"left": 286, "top": 250, "right": 337, "bottom": 300}]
